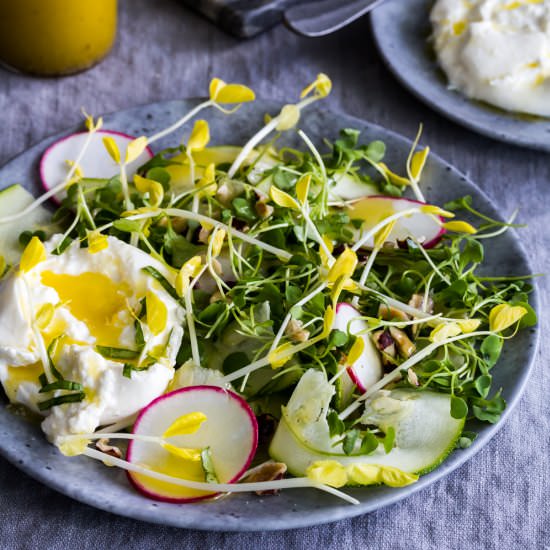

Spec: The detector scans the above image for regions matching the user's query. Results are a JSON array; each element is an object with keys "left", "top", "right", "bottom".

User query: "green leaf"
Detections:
[
  {"left": 38, "top": 392, "right": 86, "bottom": 411},
  {"left": 272, "top": 166, "right": 296, "bottom": 190},
  {"left": 342, "top": 429, "right": 359, "bottom": 455},
  {"left": 382, "top": 426, "right": 396, "bottom": 454},
  {"left": 327, "top": 410, "right": 345, "bottom": 438},
  {"left": 450, "top": 396, "right": 468, "bottom": 419},
  {"left": 285, "top": 285, "right": 302, "bottom": 306},
  {"left": 474, "top": 374, "right": 492, "bottom": 398},
  {"left": 146, "top": 167, "right": 171, "bottom": 188},
  {"left": 444, "top": 195, "right": 472, "bottom": 211},
  {"left": 201, "top": 447, "right": 219, "bottom": 484},
  {"left": 365, "top": 140, "right": 386, "bottom": 162},
  {"left": 96, "top": 346, "right": 140, "bottom": 360},
  {"left": 232, "top": 197, "right": 257, "bottom": 222},
  {"left": 113, "top": 219, "right": 142, "bottom": 233},
  {"left": 123, "top": 364, "right": 133, "bottom": 378},
  {"left": 39, "top": 380, "right": 83, "bottom": 393},
  {"left": 460, "top": 238, "right": 484, "bottom": 267},
  {"left": 512, "top": 301, "right": 537, "bottom": 328},
  {"left": 480, "top": 335, "right": 503, "bottom": 367},
  {"left": 142, "top": 266, "right": 180, "bottom": 302},
  {"left": 327, "top": 329, "right": 348, "bottom": 349},
  {"left": 359, "top": 431, "right": 379, "bottom": 455}
]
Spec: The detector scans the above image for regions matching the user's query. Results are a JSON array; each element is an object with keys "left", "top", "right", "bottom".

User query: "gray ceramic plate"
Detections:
[
  {"left": 370, "top": 0, "right": 550, "bottom": 151},
  {"left": 0, "top": 99, "right": 539, "bottom": 531}
]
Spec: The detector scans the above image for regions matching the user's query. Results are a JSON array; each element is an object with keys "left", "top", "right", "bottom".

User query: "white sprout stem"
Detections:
[
  {"left": 268, "top": 282, "right": 327, "bottom": 353},
  {"left": 475, "top": 209, "right": 519, "bottom": 240},
  {"left": 147, "top": 101, "right": 212, "bottom": 146},
  {"left": 0, "top": 130, "right": 96, "bottom": 225},
  {"left": 82, "top": 447, "right": 358, "bottom": 504},
  {"left": 96, "top": 414, "right": 138, "bottom": 434},
  {"left": 297, "top": 129, "right": 328, "bottom": 216},
  {"left": 405, "top": 125, "right": 426, "bottom": 203},
  {"left": 227, "top": 96, "right": 317, "bottom": 178},
  {"left": 351, "top": 208, "right": 420, "bottom": 252},
  {"left": 62, "top": 432, "right": 161, "bottom": 444},
  {"left": 338, "top": 330, "right": 492, "bottom": 421},
  {"left": 352, "top": 245, "right": 383, "bottom": 307},
  {"left": 301, "top": 208, "right": 335, "bottom": 264},
  {"left": 411, "top": 237, "right": 451, "bottom": 285},
  {"left": 128, "top": 208, "right": 292, "bottom": 261},
  {"left": 185, "top": 264, "right": 209, "bottom": 367}
]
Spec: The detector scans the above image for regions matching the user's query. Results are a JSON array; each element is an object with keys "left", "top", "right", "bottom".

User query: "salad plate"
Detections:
[
  {"left": 370, "top": 0, "right": 550, "bottom": 152},
  {"left": 0, "top": 98, "right": 539, "bottom": 531}
]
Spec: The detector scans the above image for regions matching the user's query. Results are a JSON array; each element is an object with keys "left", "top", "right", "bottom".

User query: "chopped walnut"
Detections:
[
  {"left": 408, "top": 293, "right": 434, "bottom": 314},
  {"left": 389, "top": 326, "right": 416, "bottom": 358},
  {"left": 96, "top": 438, "right": 122, "bottom": 459},
  {"left": 171, "top": 217, "right": 187, "bottom": 234},
  {"left": 242, "top": 461, "right": 287, "bottom": 495},
  {"left": 198, "top": 226, "right": 211, "bottom": 244},
  {"left": 285, "top": 319, "right": 310, "bottom": 343},
  {"left": 378, "top": 304, "right": 410, "bottom": 323},
  {"left": 407, "top": 368, "right": 419, "bottom": 386}
]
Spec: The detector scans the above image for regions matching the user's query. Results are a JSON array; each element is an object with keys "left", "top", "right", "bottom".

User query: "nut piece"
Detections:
[
  {"left": 242, "top": 460, "right": 287, "bottom": 495},
  {"left": 378, "top": 304, "right": 410, "bottom": 323},
  {"left": 389, "top": 326, "right": 416, "bottom": 358},
  {"left": 285, "top": 319, "right": 310, "bottom": 343},
  {"left": 96, "top": 438, "right": 122, "bottom": 459},
  {"left": 408, "top": 293, "right": 434, "bottom": 314}
]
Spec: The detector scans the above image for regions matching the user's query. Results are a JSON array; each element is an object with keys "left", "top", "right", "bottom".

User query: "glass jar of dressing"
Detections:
[{"left": 0, "top": 0, "right": 117, "bottom": 76}]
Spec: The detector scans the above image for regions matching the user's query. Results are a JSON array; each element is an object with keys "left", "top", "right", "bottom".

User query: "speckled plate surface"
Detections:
[
  {"left": 0, "top": 99, "right": 539, "bottom": 531},
  {"left": 370, "top": 0, "right": 550, "bottom": 151}
]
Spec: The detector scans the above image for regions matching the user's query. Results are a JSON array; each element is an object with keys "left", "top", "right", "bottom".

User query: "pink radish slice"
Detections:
[
  {"left": 347, "top": 195, "right": 445, "bottom": 249},
  {"left": 127, "top": 385, "right": 258, "bottom": 503},
  {"left": 40, "top": 130, "right": 154, "bottom": 204},
  {"left": 334, "top": 303, "right": 383, "bottom": 396}
]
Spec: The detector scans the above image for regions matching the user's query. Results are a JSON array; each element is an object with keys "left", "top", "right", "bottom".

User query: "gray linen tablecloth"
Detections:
[{"left": 0, "top": 1, "right": 548, "bottom": 548}]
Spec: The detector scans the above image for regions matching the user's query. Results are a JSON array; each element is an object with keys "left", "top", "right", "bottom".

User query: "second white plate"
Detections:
[{"left": 370, "top": 0, "right": 550, "bottom": 151}]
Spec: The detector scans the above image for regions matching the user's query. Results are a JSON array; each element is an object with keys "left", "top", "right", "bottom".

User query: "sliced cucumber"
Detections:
[
  {"left": 328, "top": 171, "right": 378, "bottom": 202},
  {"left": 0, "top": 184, "right": 53, "bottom": 264},
  {"left": 269, "top": 369, "right": 464, "bottom": 478}
]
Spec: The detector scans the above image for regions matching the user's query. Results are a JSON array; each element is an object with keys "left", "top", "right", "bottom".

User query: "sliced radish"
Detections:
[
  {"left": 126, "top": 386, "right": 258, "bottom": 503},
  {"left": 334, "top": 303, "right": 383, "bottom": 403},
  {"left": 347, "top": 196, "right": 445, "bottom": 249},
  {"left": 40, "top": 130, "right": 154, "bottom": 203}
]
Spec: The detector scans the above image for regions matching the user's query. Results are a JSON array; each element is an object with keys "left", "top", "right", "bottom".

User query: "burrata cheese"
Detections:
[{"left": 431, "top": 0, "right": 550, "bottom": 116}]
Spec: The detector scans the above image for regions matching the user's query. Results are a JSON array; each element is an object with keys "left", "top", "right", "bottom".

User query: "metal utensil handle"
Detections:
[{"left": 284, "top": 0, "right": 387, "bottom": 37}]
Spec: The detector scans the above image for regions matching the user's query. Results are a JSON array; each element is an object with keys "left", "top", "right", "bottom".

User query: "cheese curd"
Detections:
[
  {"left": 0, "top": 235, "right": 184, "bottom": 448},
  {"left": 431, "top": 0, "right": 550, "bottom": 116}
]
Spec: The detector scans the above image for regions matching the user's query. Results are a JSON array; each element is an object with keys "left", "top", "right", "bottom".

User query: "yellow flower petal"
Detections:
[
  {"left": 20, "top": 236, "right": 47, "bottom": 273},
  {"left": 410, "top": 147, "right": 430, "bottom": 181},
  {"left": 378, "top": 163, "right": 410, "bottom": 186},
  {"left": 327, "top": 247, "right": 357, "bottom": 284},
  {"left": 346, "top": 463, "right": 381, "bottom": 485},
  {"left": 102, "top": 136, "right": 121, "bottom": 164},
  {"left": 176, "top": 256, "right": 202, "bottom": 297},
  {"left": 276, "top": 104, "right": 300, "bottom": 131},
  {"left": 296, "top": 174, "right": 311, "bottom": 206},
  {"left": 374, "top": 220, "right": 396, "bottom": 249},
  {"left": 270, "top": 185, "right": 300, "bottom": 211},
  {"left": 146, "top": 290, "right": 168, "bottom": 335},
  {"left": 125, "top": 136, "right": 148, "bottom": 164},
  {"left": 35, "top": 303, "right": 55, "bottom": 330},
  {"left": 65, "top": 160, "right": 84, "bottom": 179},
  {"left": 442, "top": 221, "right": 477, "bottom": 234},
  {"left": 420, "top": 204, "right": 455, "bottom": 218},
  {"left": 489, "top": 304, "right": 527, "bottom": 333},
  {"left": 188, "top": 120, "right": 210, "bottom": 152},
  {"left": 306, "top": 460, "right": 347, "bottom": 488},
  {"left": 429, "top": 322, "right": 462, "bottom": 343},
  {"left": 319, "top": 235, "right": 334, "bottom": 268},
  {"left": 198, "top": 163, "right": 217, "bottom": 195},
  {"left": 87, "top": 232, "right": 109, "bottom": 254},
  {"left": 347, "top": 337, "right": 365, "bottom": 366},
  {"left": 134, "top": 174, "right": 164, "bottom": 207},
  {"left": 163, "top": 411, "right": 207, "bottom": 438},
  {"left": 378, "top": 465, "right": 418, "bottom": 487},
  {"left": 161, "top": 443, "right": 202, "bottom": 462},
  {"left": 83, "top": 110, "right": 103, "bottom": 132},
  {"left": 268, "top": 342, "right": 294, "bottom": 369},
  {"left": 322, "top": 306, "right": 335, "bottom": 338},
  {"left": 214, "top": 83, "right": 255, "bottom": 104},
  {"left": 209, "top": 78, "right": 226, "bottom": 101},
  {"left": 457, "top": 319, "right": 481, "bottom": 333},
  {"left": 300, "top": 73, "right": 332, "bottom": 99},
  {"left": 210, "top": 228, "right": 226, "bottom": 257}
]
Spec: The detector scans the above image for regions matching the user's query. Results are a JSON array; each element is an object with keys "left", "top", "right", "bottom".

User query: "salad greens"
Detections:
[{"left": 0, "top": 74, "right": 536, "bottom": 502}]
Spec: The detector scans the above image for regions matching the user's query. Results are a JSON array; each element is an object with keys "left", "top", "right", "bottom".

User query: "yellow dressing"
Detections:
[
  {"left": 3, "top": 363, "right": 43, "bottom": 402},
  {"left": 0, "top": 0, "right": 117, "bottom": 76},
  {"left": 41, "top": 271, "right": 130, "bottom": 347}
]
